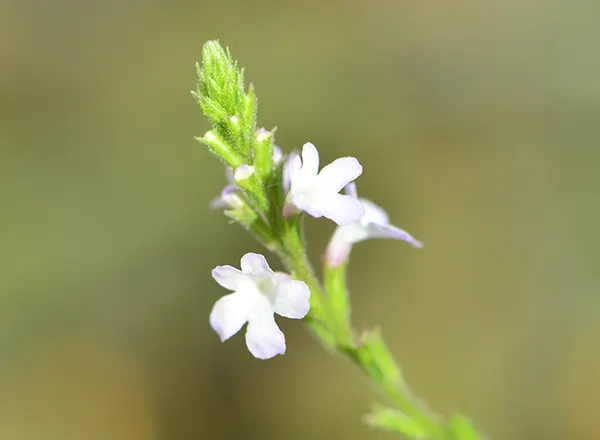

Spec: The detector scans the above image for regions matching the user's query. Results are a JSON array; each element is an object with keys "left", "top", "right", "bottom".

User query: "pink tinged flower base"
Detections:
[
  {"left": 210, "top": 253, "right": 310, "bottom": 359},
  {"left": 285, "top": 142, "right": 365, "bottom": 225}
]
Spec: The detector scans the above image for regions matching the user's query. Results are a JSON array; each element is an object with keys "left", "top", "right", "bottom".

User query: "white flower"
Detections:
[
  {"left": 210, "top": 253, "right": 311, "bottom": 359},
  {"left": 325, "top": 183, "right": 423, "bottom": 267},
  {"left": 285, "top": 142, "right": 365, "bottom": 225}
]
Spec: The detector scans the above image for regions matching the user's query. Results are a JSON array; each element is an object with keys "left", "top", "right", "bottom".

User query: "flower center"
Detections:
[{"left": 257, "top": 277, "right": 277, "bottom": 304}]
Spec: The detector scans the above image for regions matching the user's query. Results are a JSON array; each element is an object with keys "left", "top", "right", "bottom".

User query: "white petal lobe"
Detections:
[
  {"left": 301, "top": 142, "right": 320, "bottom": 176},
  {"left": 368, "top": 223, "right": 424, "bottom": 248},
  {"left": 209, "top": 292, "right": 254, "bottom": 341},
  {"left": 360, "top": 198, "right": 390, "bottom": 225},
  {"left": 274, "top": 280, "right": 311, "bottom": 319},
  {"left": 241, "top": 253, "right": 273, "bottom": 276},
  {"left": 318, "top": 157, "right": 363, "bottom": 193},
  {"left": 212, "top": 265, "right": 246, "bottom": 291},
  {"left": 317, "top": 194, "right": 365, "bottom": 225},
  {"left": 283, "top": 153, "right": 301, "bottom": 192},
  {"left": 245, "top": 299, "right": 286, "bottom": 359}
]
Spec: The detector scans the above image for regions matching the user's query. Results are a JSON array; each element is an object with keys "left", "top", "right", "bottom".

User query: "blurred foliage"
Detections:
[{"left": 1, "top": 0, "right": 600, "bottom": 439}]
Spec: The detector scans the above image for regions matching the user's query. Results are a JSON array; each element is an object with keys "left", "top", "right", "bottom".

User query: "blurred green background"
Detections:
[{"left": 1, "top": 0, "right": 599, "bottom": 439}]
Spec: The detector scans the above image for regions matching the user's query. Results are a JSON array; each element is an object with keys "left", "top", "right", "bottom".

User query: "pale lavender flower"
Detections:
[
  {"left": 210, "top": 165, "right": 254, "bottom": 209},
  {"left": 282, "top": 150, "right": 299, "bottom": 193},
  {"left": 272, "top": 145, "right": 283, "bottom": 166},
  {"left": 210, "top": 253, "right": 311, "bottom": 359},
  {"left": 325, "top": 183, "right": 423, "bottom": 267},
  {"left": 284, "top": 142, "right": 364, "bottom": 225},
  {"left": 210, "top": 168, "right": 237, "bottom": 210}
]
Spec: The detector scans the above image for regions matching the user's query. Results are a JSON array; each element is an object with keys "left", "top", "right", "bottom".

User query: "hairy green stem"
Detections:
[{"left": 279, "top": 221, "right": 447, "bottom": 440}]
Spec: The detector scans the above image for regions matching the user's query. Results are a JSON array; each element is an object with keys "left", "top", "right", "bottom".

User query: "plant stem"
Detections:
[{"left": 278, "top": 220, "right": 447, "bottom": 440}]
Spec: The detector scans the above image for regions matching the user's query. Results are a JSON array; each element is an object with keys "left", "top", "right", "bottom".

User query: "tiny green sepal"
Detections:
[
  {"left": 253, "top": 127, "right": 275, "bottom": 180},
  {"left": 196, "top": 131, "right": 244, "bottom": 168},
  {"left": 241, "top": 83, "right": 258, "bottom": 153},
  {"left": 227, "top": 116, "right": 243, "bottom": 149},
  {"left": 235, "top": 173, "right": 271, "bottom": 214}
]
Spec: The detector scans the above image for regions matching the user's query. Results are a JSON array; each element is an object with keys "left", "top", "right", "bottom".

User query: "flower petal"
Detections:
[
  {"left": 317, "top": 157, "right": 362, "bottom": 193},
  {"left": 245, "top": 299, "right": 286, "bottom": 359},
  {"left": 225, "top": 167, "right": 235, "bottom": 184},
  {"left": 344, "top": 182, "right": 358, "bottom": 198},
  {"left": 212, "top": 265, "right": 246, "bottom": 291},
  {"left": 272, "top": 272, "right": 293, "bottom": 282},
  {"left": 209, "top": 185, "right": 238, "bottom": 210},
  {"left": 290, "top": 192, "right": 324, "bottom": 218},
  {"left": 367, "top": 223, "right": 424, "bottom": 248},
  {"left": 360, "top": 198, "right": 390, "bottom": 225},
  {"left": 274, "top": 280, "right": 310, "bottom": 319},
  {"left": 300, "top": 142, "right": 320, "bottom": 177},
  {"left": 209, "top": 196, "right": 227, "bottom": 210},
  {"left": 283, "top": 152, "right": 301, "bottom": 193},
  {"left": 210, "top": 292, "right": 254, "bottom": 341},
  {"left": 273, "top": 145, "right": 283, "bottom": 166},
  {"left": 240, "top": 253, "right": 273, "bottom": 276},
  {"left": 314, "top": 193, "right": 365, "bottom": 225}
]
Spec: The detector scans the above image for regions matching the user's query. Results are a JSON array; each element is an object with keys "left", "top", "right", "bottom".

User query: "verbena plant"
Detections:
[{"left": 192, "top": 40, "right": 486, "bottom": 440}]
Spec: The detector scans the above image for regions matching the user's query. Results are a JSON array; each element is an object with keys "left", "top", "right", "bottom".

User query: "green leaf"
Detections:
[{"left": 366, "top": 405, "right": 428, "bottom": 439}]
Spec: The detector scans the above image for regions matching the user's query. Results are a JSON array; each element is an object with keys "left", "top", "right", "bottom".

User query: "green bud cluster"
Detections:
[
  {"left": 192, "top": 41, "right": 256, "bottom": 165},
  {"left": 192, "top": 41, "right": 282, "bottom": 243}
]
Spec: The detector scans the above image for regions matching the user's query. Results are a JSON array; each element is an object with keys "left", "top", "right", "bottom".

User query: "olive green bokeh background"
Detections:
[{"left": 2, "top": 1, "right": 599, "bottom": 439}]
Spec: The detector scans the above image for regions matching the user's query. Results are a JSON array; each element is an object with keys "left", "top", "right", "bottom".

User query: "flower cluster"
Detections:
[
  {"left": 209, "top": 142, "right": 422, "bottom": 359},
  {"left": 193, "top": 40, "right": 421, "bottom": 360}
]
